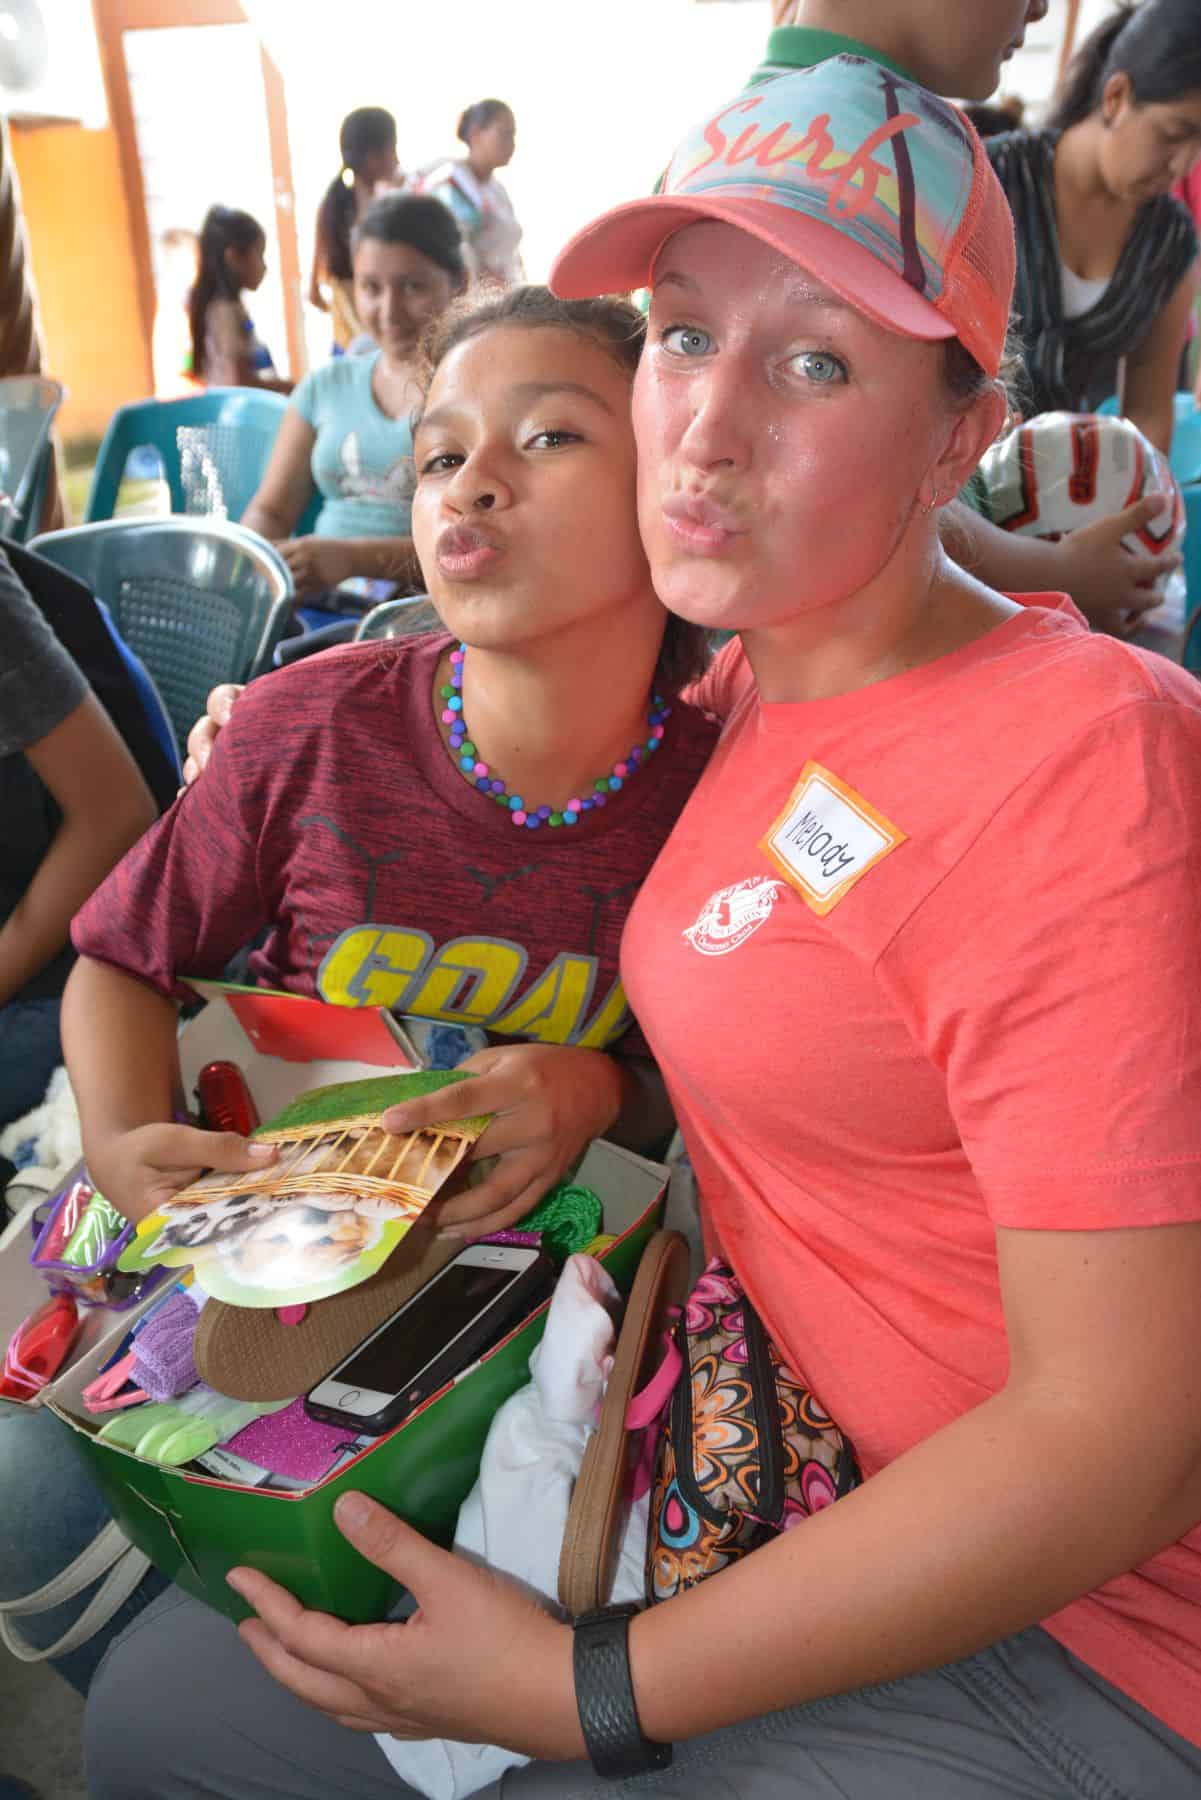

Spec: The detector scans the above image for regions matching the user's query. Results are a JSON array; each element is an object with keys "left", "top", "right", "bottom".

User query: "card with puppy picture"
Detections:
[{"left": 118, "top": 1071, "right": 490, "bottom": 1309}]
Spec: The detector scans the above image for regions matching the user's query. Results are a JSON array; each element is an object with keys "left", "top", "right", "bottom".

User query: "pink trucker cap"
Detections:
[{"left": 550, "top": 55, "right": 1015, "bottom": 378}]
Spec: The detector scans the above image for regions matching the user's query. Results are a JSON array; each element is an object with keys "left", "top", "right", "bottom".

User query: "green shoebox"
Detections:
[
  {"left": 0, "top": 983, "right": 423, "bottom": 1419},
  {"left": 49, "top": 991, "right": 666, "bottom": 1627}
]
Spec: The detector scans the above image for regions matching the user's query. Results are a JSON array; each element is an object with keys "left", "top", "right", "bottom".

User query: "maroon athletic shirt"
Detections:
[{"left": 73, "top": 634, "right": 718, "bottom": 1054}]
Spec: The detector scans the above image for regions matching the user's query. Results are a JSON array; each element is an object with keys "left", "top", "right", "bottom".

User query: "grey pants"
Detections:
[{"left": 85, "top": 1586, "right": 1201, "bottom": 1799}]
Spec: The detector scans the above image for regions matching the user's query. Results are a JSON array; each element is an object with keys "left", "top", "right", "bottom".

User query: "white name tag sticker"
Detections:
[{"left": 758, "top": 762, "right": 905, "bottom": 916}]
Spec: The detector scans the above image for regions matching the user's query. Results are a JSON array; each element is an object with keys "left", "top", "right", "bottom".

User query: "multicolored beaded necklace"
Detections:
[{"left": 439, "top": 643, "right": 670, "bottom": 829}]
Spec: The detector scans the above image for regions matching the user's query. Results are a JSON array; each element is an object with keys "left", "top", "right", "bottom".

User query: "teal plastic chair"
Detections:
[
  {"left": 85, "top": 389, "right": 321, "bottom": 534},
  {"left": 1183, "top": 608, "right": 1201, "bottom": 674},
  {"left": 1096, "top": 392, "right": 1201, "bottom": 488},
  {"left": 354, "top": 595, "right": 439, "bottom": 641},
  {"left": 29, "top": 518, "right": 294, "bottom": 756},
  {"left": 1168, "top": 393, "right": 1201, "bottom": 489},
  {"left": 0, "top": 375, "right": 64, "bottom": 542},
  {"left": 1180, "top": 488, "right": 1201, "bottom": 672}
]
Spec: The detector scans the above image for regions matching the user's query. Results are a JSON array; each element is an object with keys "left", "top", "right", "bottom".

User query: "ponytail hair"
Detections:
[
  {"left": 456, "top": 98, "right": 512, "bottom": 145},
  {"left": 315, "top": 178, "right": 357, "bottom": 286},
  {"left": 1048, "top": 0, "right": 1201, "bottom": 131},
  {"left": 189, "top": 205, "right": 264, "bottom": 379},
  {"left": 315, "top": 105, "right": 398, "bottom": 285}
]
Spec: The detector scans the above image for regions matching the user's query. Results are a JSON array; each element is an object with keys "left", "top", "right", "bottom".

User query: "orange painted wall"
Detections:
[{"left": 11, "top": 121, "right": 151, "bottom": 445}]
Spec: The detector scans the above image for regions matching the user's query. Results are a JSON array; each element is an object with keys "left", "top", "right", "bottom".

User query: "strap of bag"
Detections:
[
  {"left": 2, "top": 1165, "right": 61, "bottom": 1200},
  {"left": 0, "top": 1519, "right": 151, "bottom": 1663},
  {"left": 0, "top": 1165, "right": 62, "bottom": 1252},
  {"left": 625, "top": 1331, "right": 683, "bottom": 1505},
  {"left": 558, "top": 1230, "right": 691, "bottom": 1618}
]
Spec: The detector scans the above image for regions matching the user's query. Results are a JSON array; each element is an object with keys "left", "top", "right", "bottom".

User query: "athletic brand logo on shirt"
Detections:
[
  {"left": 683, "top": 875, "right": 785, "bottom": 956},
  {"left": 759, "top": 762, "right": 905, "bottom": 916},
  {"left": 317, "top": 927, "right": 631, "bottom": 1048}
]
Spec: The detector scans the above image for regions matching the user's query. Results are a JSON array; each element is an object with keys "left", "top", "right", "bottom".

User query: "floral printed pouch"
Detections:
[{"left": 646, "top": 1258, "right": 861, "bottom": 1603}]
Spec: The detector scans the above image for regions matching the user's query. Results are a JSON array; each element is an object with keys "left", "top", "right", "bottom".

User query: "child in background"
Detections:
[
  {"left": 188, "top": 206, "right": 291, "bottom": 394},
  {"left": 310, "top": 107, "right": 404, "bottom": 352}
]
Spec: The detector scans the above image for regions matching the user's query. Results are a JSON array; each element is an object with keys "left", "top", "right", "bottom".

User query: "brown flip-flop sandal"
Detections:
[
  {"left": 558, "top": 1229, "right": 691, "bottom": 1617},
  {"left": 194, "top": 1227, "right": 460, "bottom": 1401}
]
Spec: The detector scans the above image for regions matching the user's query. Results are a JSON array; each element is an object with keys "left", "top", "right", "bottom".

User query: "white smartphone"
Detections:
[{"left": 303, "top": 1242, "right": 553, "bottom": 1436}]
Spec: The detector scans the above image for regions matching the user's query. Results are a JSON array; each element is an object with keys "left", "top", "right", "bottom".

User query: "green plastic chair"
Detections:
[
  {"left": 85, "top": 389, "right": 321, "bottom": 534},
  {"left": 0, "top": 375, "right": 64, "bottom": 542},
  {"left": 29, "top": 518, "right": 294, "bottom": 756},
  {"left": 354, "top": 595, "right": 440, "bottom": 640}
]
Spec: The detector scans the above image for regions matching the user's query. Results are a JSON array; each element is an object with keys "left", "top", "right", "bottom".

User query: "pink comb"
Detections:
[{"left": 82, "top": 1351, "right": 149, "bottom": 1414}]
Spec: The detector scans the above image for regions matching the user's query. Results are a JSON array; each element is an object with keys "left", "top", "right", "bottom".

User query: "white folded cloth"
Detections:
[{"left": 378, "top": 1253, "right": 650, "bottom": 1797}]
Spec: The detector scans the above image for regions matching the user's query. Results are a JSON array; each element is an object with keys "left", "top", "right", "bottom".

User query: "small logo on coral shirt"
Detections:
[
  {"left": 759, "top": 761, "right": 905, "bottom": 916},
  {"left": 684, "top": 875, "right": 785, "bottom": 956}
]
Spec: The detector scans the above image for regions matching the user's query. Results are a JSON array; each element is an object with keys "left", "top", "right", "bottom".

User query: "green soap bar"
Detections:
[
  {"left": 62, "top": 1193, "right": 126, "bottom": 1267},
  {"left": 97, "top": 1402, "right": 178, "bottom": 1454}
]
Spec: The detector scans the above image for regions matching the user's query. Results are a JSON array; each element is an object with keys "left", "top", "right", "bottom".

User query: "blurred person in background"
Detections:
[
  {"left": 189, "top": 205, "right": 291, "bottom": 393},
  {"left": 988, "top": 0, "right": 1201, "bottom": 453},
  {"left": 758, "top": 0, "right": 1048, "bottom": 102},
  {"left": 0, "top": 550, "right": 158, "bottom": 1129},
  {"left": 243, "top": 193, "right": 464, "bottom": 601},
  {"left": 963, "top": 96, "right": 1028, "bottom": 137},
  {"left": 310, "top": 106, "right": 404, "bottom": 353},
  {"left": 419, "top": 99, "right": 523, "bottom": 290}
]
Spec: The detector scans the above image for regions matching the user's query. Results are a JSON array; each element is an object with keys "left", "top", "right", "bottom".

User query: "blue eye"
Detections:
[
  {"left": 661, "top": 325, "right": 713, "bottom": 357},
  {"left": 794, "top": 351, "right": 846, "bottom": 385}
]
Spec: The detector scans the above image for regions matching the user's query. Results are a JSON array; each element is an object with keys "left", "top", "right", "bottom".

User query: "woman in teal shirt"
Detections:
[{"left": 243, "top": 193, "right": 465, "bottom": 600}]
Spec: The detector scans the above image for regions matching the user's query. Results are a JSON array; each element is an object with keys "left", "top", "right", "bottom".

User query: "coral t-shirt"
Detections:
[
  {"left": 73, "top": 633, "right": 717, "bottom": 1057},
  {"left": 624, "top": 599, "right": 1201, "bottom": 1745}
]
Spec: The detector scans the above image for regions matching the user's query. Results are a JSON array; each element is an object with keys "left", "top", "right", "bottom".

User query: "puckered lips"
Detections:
[
  {"left": 661, "top": 490, "right": 749, "bottom": 555},
  {"left": 435, "top": 522, "right": 504, "bottom": 579}
]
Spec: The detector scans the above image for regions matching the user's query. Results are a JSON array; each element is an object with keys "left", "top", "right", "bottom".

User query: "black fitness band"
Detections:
[{"left": 572, "top": 1602, "right": 672, "bottom": 1779}]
